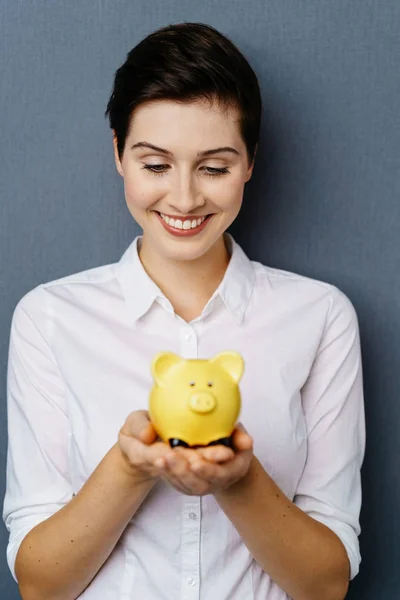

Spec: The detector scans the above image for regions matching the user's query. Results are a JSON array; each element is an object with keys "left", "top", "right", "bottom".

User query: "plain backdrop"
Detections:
[{"left": 1, "top": 1, "right": 399, "bottom": 598}]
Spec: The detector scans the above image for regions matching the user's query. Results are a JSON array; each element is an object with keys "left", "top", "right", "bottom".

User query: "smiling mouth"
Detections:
[
  {"left": 157, "top": 212, "right": 211, "bottom": 230},
  {"left": 154, "top": 211, "right": 214, "bottom": 237}
]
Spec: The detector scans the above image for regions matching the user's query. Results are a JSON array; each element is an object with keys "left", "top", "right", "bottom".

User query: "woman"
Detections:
[{"left": 3, "top": 22, "right": 365, "bottom": 600}]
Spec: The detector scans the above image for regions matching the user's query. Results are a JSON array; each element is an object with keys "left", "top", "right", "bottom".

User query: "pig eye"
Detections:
[
  {"left": 207, "top": 382, "right": 213, "bottom": 387},
  {"left": 189, "top": 381, "right": 195, "bottom": 386}
]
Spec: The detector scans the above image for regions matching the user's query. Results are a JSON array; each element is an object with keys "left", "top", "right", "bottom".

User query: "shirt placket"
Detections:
[{"left": 179, "top": 322, "right": 201, "bottom": 600}]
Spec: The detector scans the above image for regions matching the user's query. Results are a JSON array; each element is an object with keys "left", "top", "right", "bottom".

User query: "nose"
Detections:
[
  {"left": 168, "top": 170, "right": 206, "bottom": 214},
  {"left": 188, "top": 392, "right": 217, "bottom": 414}
]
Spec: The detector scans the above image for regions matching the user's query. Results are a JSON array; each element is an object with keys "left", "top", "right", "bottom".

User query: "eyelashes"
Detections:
[{"left": 141, "top": 164, "right": 230, "bottom": 178}]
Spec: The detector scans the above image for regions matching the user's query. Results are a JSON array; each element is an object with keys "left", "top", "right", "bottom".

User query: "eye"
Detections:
[
  {"left": 207, "top": 382, "right": 213, "bottom": 387},
  {"left": 142, "top": 164, "right": 170, "bottom": 176},
  {"left": 202, "top": 167, "right": 230, "bottom": 177},
  {"left": 141, "top": 164, "right": 230, "bottom": 178},
  {"left": 189, "top": 381, "right": 196, "bottom": 387}
]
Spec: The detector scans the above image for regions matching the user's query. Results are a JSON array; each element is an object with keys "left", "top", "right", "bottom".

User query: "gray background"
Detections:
[{"left": 0, "top": 1, "right": 399, "bottom": 598}]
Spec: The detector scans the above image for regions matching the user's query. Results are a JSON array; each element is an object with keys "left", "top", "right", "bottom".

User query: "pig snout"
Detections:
[{"left": 188, "top": 392, "right": 217, "bottom": 414}]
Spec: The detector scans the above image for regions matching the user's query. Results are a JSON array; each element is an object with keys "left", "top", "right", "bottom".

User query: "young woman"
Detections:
[{"left": 3, "top": 22, "right": 365, "bottom": 600}]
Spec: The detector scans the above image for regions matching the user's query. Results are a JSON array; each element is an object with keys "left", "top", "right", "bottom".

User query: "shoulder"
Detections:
[
  {"left": 253, "top": 260, "right": 333, "bottom": 292},
  {"left": 41, "top": 261, "right": 118, "bottom": 290},
  {"left": 12, "top": 260, "right": 119, "bottom": 328},
  {"left": 251, "top": 259, "right": 358, "bottom": 322}
]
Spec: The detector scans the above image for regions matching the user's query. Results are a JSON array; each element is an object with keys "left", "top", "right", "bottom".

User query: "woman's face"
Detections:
[{"left": 114, "top": 98, "right": 255, "bottom": 262}]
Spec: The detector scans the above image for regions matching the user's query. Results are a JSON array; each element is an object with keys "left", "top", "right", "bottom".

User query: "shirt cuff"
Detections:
[
  {"left": 6, "top": 513, "right": 56, "bottom": 582},
  {"left": 309, "top": 514, "right": 361, "bottom": 580}
]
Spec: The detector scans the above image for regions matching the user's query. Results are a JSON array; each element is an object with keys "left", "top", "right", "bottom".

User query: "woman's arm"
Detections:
[
  {"left": 16, "top": 443, "right": 155, "bottom": 600},
  {"left": 214, "top": 457, "right": 349, "bottom": 600},
  {"left": 3, "top": 291, "right": 167, "bottom": 600},
  {"left": 214, "top": 288, "right": 365, "bottom": 600},
  {"left": 129, "top": 287, "right": 363, "bottom": 600}
]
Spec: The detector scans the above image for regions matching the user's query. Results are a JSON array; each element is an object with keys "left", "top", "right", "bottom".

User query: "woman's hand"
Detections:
[
  {"left": 117, "top": 410, "right": 238, "bottom": 491},
  {"left": 154, "top": 425, "right": 254, "bottom": 496}
]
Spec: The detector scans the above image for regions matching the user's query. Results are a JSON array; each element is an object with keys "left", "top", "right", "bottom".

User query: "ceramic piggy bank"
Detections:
[{"left": 149, "top": 351, "right": 244, "bottom": 448}]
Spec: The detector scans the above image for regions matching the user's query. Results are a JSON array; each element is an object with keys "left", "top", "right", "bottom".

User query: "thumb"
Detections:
[
  {"left": 122, "top": 410, "right": 158, "bottom": 444},
  {"left": 232, "top": 423, "right": 253, "bottom": 451}
]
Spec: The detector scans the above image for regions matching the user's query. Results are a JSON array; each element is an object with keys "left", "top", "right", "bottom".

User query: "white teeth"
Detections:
[{"left": 160, "top": 213, "right": 207, "bottom": 230}]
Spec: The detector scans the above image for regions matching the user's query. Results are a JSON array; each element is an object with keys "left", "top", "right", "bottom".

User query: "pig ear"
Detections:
[
  {"left": 210, "top": 351, "right": 244, "bottom": 383},
  {"left": 151, "top": 352, "right": 182, "bottom": 385}
]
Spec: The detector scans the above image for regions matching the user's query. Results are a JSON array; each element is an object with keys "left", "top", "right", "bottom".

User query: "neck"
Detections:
[{"left": 138, "top": 234, "right": 231, "bottom": 322}]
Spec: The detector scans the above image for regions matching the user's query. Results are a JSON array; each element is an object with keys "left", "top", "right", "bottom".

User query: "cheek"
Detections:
[
  {"left": 123, "top": 171, "right": 164, "bottom": 210},
  {"left": 213, "top": 174, "right": 245, "bottom": 209}
]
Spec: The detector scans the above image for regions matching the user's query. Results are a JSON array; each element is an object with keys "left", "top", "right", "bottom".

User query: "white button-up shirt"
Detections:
[{"left": 3, "top": 234, "right": 365, "bottom": 599}]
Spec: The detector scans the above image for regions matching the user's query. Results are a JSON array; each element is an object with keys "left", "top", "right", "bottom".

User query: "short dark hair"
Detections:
[{"left": 105, "top": 22, "right": 262, "bottom": 165}]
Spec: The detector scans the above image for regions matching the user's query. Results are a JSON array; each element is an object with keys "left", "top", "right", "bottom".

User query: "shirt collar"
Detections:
[
  {"left": 117, "top": 237, "right": 165, "bottom": 323},
  {"left": 117, "top": 234, "right": 255, "bottom": 324},
  {"left": 215, "top": 234, "right": 255, "bottom": 323}
]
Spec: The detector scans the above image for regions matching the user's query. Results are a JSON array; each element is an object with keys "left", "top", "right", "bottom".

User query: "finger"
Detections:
[
  {"left": 138, "top": 421, "right": 158, "bottom": 444},
  {"left": 236, "top": 422, "right": 248, "bottom": 433},
  {"left": 191, "top": 449, "right": 252, "bottom": 490},
  {"left": 160, "top": 469, "right": 200, "bottom": 495},
  {"left": 190, "top": 450, "right": 245, "bottom": 479},
  {"left": 120, "top": 410, "right": 149, "bottom": 436},
  {"left": 189, "top": 459, "right": 226, "bottom": 482},
  {"left": 196, "top": 445, "right": 235, "bottom": 463},
  {"left": 119, "top": 431, "right": 169, "bottom": 471},
  {"left": 163, "top": 449, "right": 250, "bottom": 495},
  {"left": 162, "top": 452, "right": 209, "bottom": 495},
  {"left": 121, "top": 410, "right": 158, "bottom": 444},
  {"left": 171, "top": 444, "right": 234, "bottom": 463},
  {"left": 164, "top": 451, "right": 192, "bottom": 477},
  {"left": 223, "top": 452, "right": 254, "bottom": 487},
  {"left": 231, "top": 427, "right": 253, "bottom": 451},
  {"left": 172, "top": 446, "right": 232, "bottom": 465}
]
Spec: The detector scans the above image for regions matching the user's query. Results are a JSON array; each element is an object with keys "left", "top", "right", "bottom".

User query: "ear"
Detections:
[
  {"left": 210, "top": 351, "right": 244, "bottom": 383},
  {"left": 245, "top": 144, "right": 258, "bottom": 182},
  {"left": 112, "top": 132, "right": 124, "bottom": 177},
  {"left": 151, "top": 352, "right": 182, "bottom": 386}
]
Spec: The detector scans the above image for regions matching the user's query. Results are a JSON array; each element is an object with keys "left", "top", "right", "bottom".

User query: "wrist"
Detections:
[{"left": 215, "top": 456, "right": 261, "bottom": 500}]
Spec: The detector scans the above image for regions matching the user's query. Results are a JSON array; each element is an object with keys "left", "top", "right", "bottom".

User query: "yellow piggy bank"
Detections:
[{"left": 149, "top": 351, "right": 244, "bottom": 448}]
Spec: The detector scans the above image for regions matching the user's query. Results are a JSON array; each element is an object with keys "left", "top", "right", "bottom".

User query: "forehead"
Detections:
[{"left": 128, "top": 99, "right": 243, "bottom": 149}]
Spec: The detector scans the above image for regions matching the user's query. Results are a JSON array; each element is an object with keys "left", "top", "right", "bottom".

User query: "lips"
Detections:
[
  {"left": 159, "top": 212, "right": 207, "bottom": 230},
  {"left": 155, "top": 211, "right": 213, "bottom": 237}
]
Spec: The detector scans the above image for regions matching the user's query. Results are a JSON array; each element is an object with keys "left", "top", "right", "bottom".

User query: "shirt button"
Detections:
[
  {"left": 184, "top": 332, "right": 192, "bottom": 341},
  {"left": 187, "top": 577, "right": 196, "bottom": 587},
  {"left": 189, "top": 512, "right": 197, "bottom": 520}
]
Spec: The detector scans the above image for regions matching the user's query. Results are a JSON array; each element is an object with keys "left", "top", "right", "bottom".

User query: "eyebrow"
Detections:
[{"left": 130, "top": 141, "right": 240, "bottom": 157}]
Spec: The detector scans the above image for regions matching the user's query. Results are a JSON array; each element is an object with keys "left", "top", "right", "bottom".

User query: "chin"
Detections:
[
  {"left": 147, "top": 228, "right": 223, "bottom": 262},
  {"left": 159, "top": 238, "right": 216, "bottom": 262}
]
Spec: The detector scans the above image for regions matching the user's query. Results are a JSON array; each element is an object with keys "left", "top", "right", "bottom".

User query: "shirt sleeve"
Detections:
[
  {"left": 2, "top": 287, "right": 74, "bottom": 582},
  {"left": 293, "top": 287, "right": 365, "bottom": 580}
]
